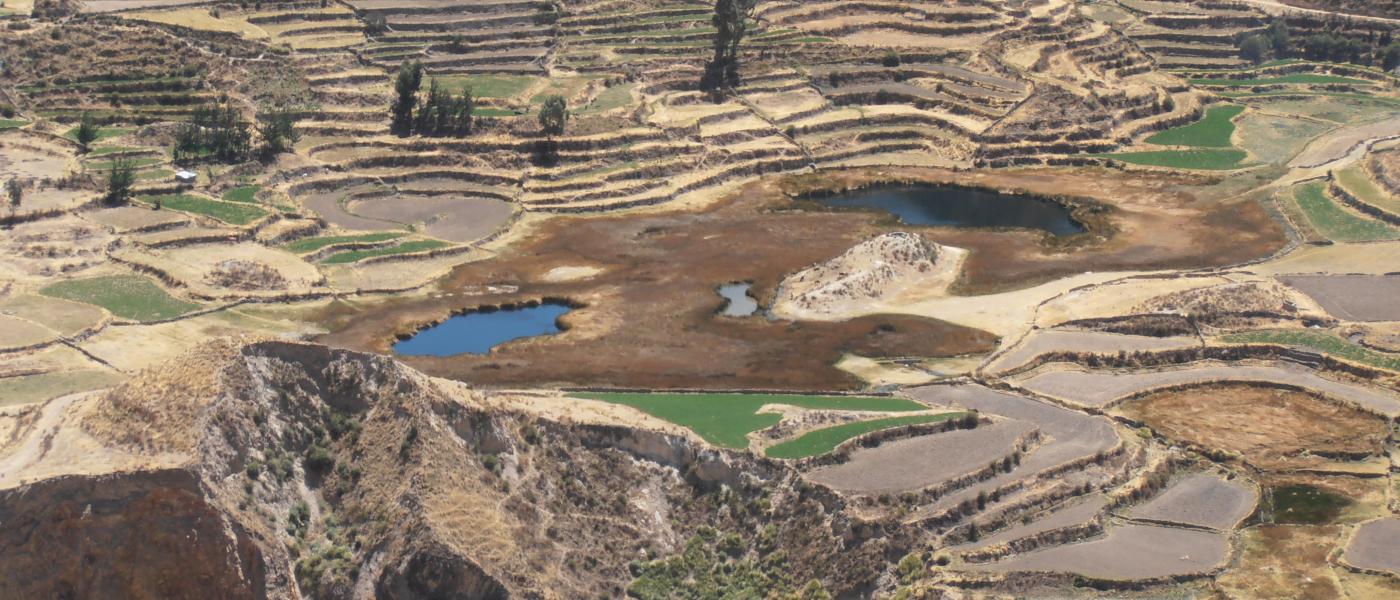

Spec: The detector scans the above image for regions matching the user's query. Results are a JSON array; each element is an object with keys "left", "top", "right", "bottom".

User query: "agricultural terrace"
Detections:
[
  {"left": 0, "top": 0, "right": 1398, "bottom": 597},
  {"left": 572, "top": 391, "right": 930, "bottom": 450},
  {"left": 40, "top": 275, "right": 200, "bottom": 322}
]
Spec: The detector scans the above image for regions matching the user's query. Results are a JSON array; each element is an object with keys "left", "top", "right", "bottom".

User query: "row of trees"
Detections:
[
  {"left": 390, "top": 61, "right": 476, "bottom": 137},
  {"left": 390, "top": 60, "right": 570, "bottom": 137},
  {"left": 1240, "top": 19, "right": 1400, "bottom": 70},
  {"left": 170, "top": 100, "right": 302, "bottom": 163},
  {"left": 700, "top": 0, "right": 757, "bottom": 95}
]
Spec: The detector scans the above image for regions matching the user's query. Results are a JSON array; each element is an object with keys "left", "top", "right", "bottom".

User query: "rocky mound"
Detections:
[
  {"left": 204, "top": 259, "right": 289, "bottom": 291},
  {"left": 0, "top": 339, "right": 899, "bottom": 599},
  {"left": 773, "top": 232, "right": 960, "bottom": 319}
]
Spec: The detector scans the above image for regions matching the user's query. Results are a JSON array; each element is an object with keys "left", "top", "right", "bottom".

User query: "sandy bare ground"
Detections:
[
  {"left": 0, "top": 141, "right": 72, "bottom": 181},
  {"left": 81, "top": 0, "right": 212, "bottom": 13},
  {"left": 805, "top": 419, "right": 1035, "bottom": 494},
  {"left": 1256, "top": 242, "right": 1400, "bottom": 276},
  {"left": 0, "top": 314, "right": 56, "bottom": 349},
  {"left": 1289, "top": 117, "right": 1400, "bottom": 169},
  {"left": 1344, "top": 518, "right": 1400, "bottom": 576},
  {"left": 1279, "top": 275, "right": 1400, "bottom": 322},
  {"left": 118, "top": 242, "right": 324, "bottom": 297},
  {"left": 1013, "top": 362, "right": 1400, "bottom": 416},
  {"left": 0, "top": 390, "right": 185, "bottom": 490},
  {"left": 83, "top": 206, "right": 190, "bottom": 234},
  {"left": 1035, "top": 275, "right": 1236, "bottom": 327},
  {"left": 971, "top": 523, "right": 1228, "bottom": 580},
  {"left": 13, "top": 189, "right": 94, "bottom": 216},
  {"left": 986, "top": 330, "right": 1201, "bottom": 374},
  {"left": 953, "top": 496, "right": 1107, "bottom": 552},
  {"left": 1125, "top": 473, "right": 1256, "bottom": 531}
]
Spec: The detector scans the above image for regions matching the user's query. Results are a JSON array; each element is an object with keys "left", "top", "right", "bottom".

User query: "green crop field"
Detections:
[
  {"left": 0, "top": 119, "right": 28, "bottom": 129},
  {"left": 1291, "top": 182, "right": 1397, "bottom": 242},
  {"left": 63, "top": 125, "right": 133, "bottom": 142},
  {"left": 321, "top": 239, "right": 449, "bottom": 264},
  {"left": 1147, "top": 105, "right": 1244, "bottom": 147},
  {"left": 1188, "top": 74, "right": 1372, "bottom": 87},
  {"left": 221, "top": 185, "right": 261, "bottom": 203},
  {"left": 1336, "top": 168, "right": 1400, "bottom": 214},
  {"left": 580, "top": 83, "right": 636, "bottom": 114},
  {"left": 286, "top": 231, "right": 404, "bottom": 254},
  {"left": 1222, "top": 330, "right": 1400, "bottom": 372},
  {"left": 41, "top": 275, "right": 200, "bottom": 321},
  {"left": 764, "top": 412, "right": 966, "bottom": 459},
  {"left": 1094, "top": 149, "right": 1248, "bottom": 170},
  {"left": 432, "top": 75, "right": 537, "bottom": 99},
  {"left": 573, "top": 391, "right": 927, "bottom": 449},
  {"left": 137, "top": 194, "right": 268, "bottom": 225}
]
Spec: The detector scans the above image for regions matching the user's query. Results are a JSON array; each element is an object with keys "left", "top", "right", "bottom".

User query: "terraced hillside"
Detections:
[{"left": 3, "top": 0, "right": 1400, "bottom": 598}]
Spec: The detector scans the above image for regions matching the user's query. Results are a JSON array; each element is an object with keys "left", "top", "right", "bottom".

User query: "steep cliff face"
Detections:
[
  {"left": 0, "top": 340, "right": 894, "bottom": 599},
  {"left": 0, "top": 469, "right": 267, "bottom": 600}
]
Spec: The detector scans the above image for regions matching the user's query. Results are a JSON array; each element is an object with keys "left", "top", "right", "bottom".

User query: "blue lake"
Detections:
[
  {"left": 813, "top": 185, "right": 1085, "bottom": 236},
  {"left": 393, "top": 301, "right": 573, "bottom": 356},
  {"left": 717, "top": 282, "right": 758, "bottom": 317}
]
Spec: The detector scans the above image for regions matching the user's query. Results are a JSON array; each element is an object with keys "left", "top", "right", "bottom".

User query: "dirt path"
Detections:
[
  {"left": 0, "top": 391, "right": 88, "bottom": 486},
  {"left": 1231, "top": 0, "right": 1400, "bottom": 25}
]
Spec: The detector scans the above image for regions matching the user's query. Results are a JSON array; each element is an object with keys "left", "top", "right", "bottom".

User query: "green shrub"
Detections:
[
  {"left": 287, "top": 500, "right": 311, "bottom": 538},
  {"left": 303, "top": 444, "right": 334, "bottom": 473}
]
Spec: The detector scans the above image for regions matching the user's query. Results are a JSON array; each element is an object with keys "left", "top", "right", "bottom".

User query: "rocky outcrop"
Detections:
[
  {"left": 774, "top": 232, "right": 960, "bottom": 318},
  {"left": 0, "top": 339, "right": 896, "bottom": 599},
  {"left": 777, "top": 231, "right": 937, "bottom": 304}
]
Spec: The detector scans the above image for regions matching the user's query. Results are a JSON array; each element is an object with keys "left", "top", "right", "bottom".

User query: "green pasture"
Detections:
[
  {"left": 1290, "top": 183, "right": 1397, "bottom": 242},
  {"left": 321, "top": 239, "right": 448, "bottom": 264},
  {"left": 137, "top": 193, "right": 268, "bottom": 225},
  {"left": 1222, "top": 330, "right": 1400, "bottom": 373},
  {"left": 1147, "top": 105, "right": 1244, "bottom": 147},
  {"left": 431, "top": 75, "right": 537, "bottom": 99},
  {"left": 286, "top": 231, "right": 405, "bottom": 254},
  {"left": 63, "top": 125, "right": 133, "bottom": 142},
  {"left": 40, "top": 275, "right": 200, "bottom": 321},
  {"left": 764, "top": 412, "right": 966, "bottom": 459},
  {"left": 573, "top": 391, "right": 927, "bottom": 449},
  {"left": 221, "top": 185, "right": 261, "bottom": 203},
  {"left": 1189, "top": 74, "right": 1372, "bottom": 87},
  {"left": 1093, "top": 149, "right": 1248, "bottom": 170},
  {"left": 1336, "top": 168, "right": 1400, "bottom": 214}
]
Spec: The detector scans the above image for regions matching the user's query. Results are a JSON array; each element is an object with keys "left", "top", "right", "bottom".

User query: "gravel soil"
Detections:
[
  {"left": 973, "top": 523, "right": 1229, "bottom": 580},
  {"left": 1126, "top": 473, "right": 1256, "bottom": 531},
  {"left": 1344, "top": 517, "right": 1400, "bottom": 576}
]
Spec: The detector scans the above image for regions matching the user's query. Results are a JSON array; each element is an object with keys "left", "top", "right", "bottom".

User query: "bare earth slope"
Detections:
[{"left": 0, "top": 339, "right": 901, "bottom": 599}]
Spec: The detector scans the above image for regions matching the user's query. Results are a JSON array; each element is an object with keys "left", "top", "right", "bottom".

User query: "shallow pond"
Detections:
[
  {"left": 393, "top": 301, "right": 573, "bottom": 356},
  {"left": 717, "top": 282, "right": 758, "bottom": 317},
  {"left": 811, "top": 184, "right": 1085, "bottom": 235}
]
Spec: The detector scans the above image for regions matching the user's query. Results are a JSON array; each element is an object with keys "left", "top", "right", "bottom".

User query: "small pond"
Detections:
[
  {"left": 717, "top": 282, "right": 758, "bottom": 317},
  {"left": 393, "top": 301, "right": 573, "bottom": 356},
  {"left": 810, "top": 184, "right": 1085, "bottom": 236}
]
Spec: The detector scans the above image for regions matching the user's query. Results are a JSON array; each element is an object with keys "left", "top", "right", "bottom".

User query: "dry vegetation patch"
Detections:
[
  {"left": 1120, "top": 383, "right": 1390, "bottom": 471},
  {"left": 1218, "top": 524, "right": 1346, "bottom": 599}
]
